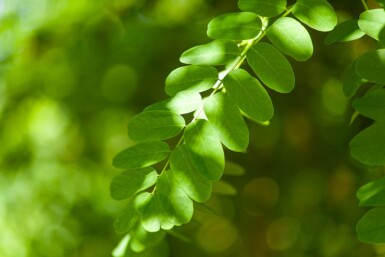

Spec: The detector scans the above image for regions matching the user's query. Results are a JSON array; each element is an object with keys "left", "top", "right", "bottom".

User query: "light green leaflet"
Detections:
[
  {"left": 266, "top": 17, "right": 313, "bottom": 61},
  {"left": 129, "top": 225, "right": 165, "bottom": 253},
  {"left": 353, "top": 88, "right": 385, "bottom": 121},
  {"left": 207, "top": 12, "right": 262, "bottom": 40},
  {"left": 358, "top": 9, "right": 385, "bottom": 42},
  {"left": 238, "top": 0, "right": 286, "bottom": 17},
  {"left": 357, "top": 207, "right": 385, "bottom": 244},
  {"left": 204, "top": 92, "right": 249, "bottom": 152},
  {"left": 356, "top": 49, "right": 385, "bottom": 84},
  {"left": 183, "top": 119, "right": 225, "bottom": 181},
  {"left": 110, "top": 167, "right": 158, "bottom": 200},
  {"left": 223, "top": 69, "right": 273, "bottom": 122},
  {"left": 292, "top": 0, "right": 337, "bottom": 32},
  {"left": 247, "top": 42, "right": 295, "bottom": 93},
  {"left": 127, "top": 110, "right": 185, "bottom": 142},
  {"left": 343, "top": 60, "right": 365, "bottom": 98},
  {"left": 170, "top": 144, "right": 212, "bottom": 202},
  {"left": 113, "top": 141, "right": 170, "bottom": 169},
  {"left": 212, "top": 180, "right": 237, "bottom": 196},
  {"left": 357, "top": 176, "right": 385, "bottom": 206},
  {"left": 180, "top": 40, "right": 240, "bottom": 66},
  {"left": 325, "top": 20, "right": 365, "bottom": 45},
  {"left": 350, "top": 121, "right": 385, "bottom": 166},
  {"left": 223, "top": 161, "right": 245, "bottom": 176},
  {"left": 144, "top": 91, "right": 202, "bottom": 114},
  {"left": 165, "top": 65, "right": 218, "bottom": 96},
  {"left": 114, "top": 203, "right": 139, "bottom": 234}
]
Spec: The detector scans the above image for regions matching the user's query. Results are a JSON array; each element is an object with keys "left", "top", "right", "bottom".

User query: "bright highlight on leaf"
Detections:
[
  {"left": 127, "top": 110, "right": 185, "bottom": 142},
  {"left": 207, "top": 12, "right": 262, "bottom": 40},
  {"left": 180, "top": 40, "right": 239, "bottom": 66},
  {"left": 266, "top": 17, "right": 313, "bottom": 61},
  {"left": 113, "top": 141, "right": 170, "bottom": 169},
  {"left": 165, "top": 65, "right": 218, "bottom": 96},
  {"left": 247, "top": 42, "right": 295, "bottom": 93},
  {"left": 170, "top": 145, "right": 212, "bottom": 202},
  {"left": 204, "top": 92, "right": 249, "bottom": 152},
  {"left": 355, "top": 49, "right": 385, "bottom": 84},
  {"left": 110, "top": 167, "right": 158, "bottom": 200},
  {"left": 292, "top": 0, "right": 337, "bottom": 32},
  {"left": 357, "top": 207, "right": 385, "bottom": 244},
  {"left": 350, "top": 121, "right": 385, "bottom": 166},
  {"left": 145, "top": 91, "right": 202, "bottom": 114},
  {"left": 223, "top": 69, "right": 273, "bottom": 122},
  {"left": 358, "top": 9, "right": 385, "bottom": 42},
  {"left": 325, "top": 20, "right": 365, "bottom": 45},
  {"left": 184, "top": 119, "right": 225, "bottom": 181},
  {"left": 238, "top": 0, "right": 286, "bottom": 17}
]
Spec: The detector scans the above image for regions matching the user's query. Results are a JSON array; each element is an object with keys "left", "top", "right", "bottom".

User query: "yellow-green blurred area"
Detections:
[{"left": 0, "top": 0, "right": 383, "bottom": 256}]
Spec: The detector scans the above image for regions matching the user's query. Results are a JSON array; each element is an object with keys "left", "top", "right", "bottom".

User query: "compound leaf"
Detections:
[
  {"left": 204, "top": 92, "right": 249, "bottom": 152},
  {"left": 165, "top": 65, "right": 218, "bottom": 96},
  {"left": 292, "top": 0, "right": 337, "bottom": 32},
  {"left": 238, "top": 0, "right": 286, "bottom": 17},
  {"left": 145, "top": 91, "right": 202, "bottom": 114},
  {"left": 266, "top": 17, "right": 313, "bottom": 61},
  {"left": 170, "top": 145, "right": 212, "bottom": 202},
  {"left": 113, "top": 141, "right": 170, "bottom": 169},
  {"left": 358, "top": 9, "right": 385, "bottom": 42},
  {"left": 247, "top": 42, "right": 295, "bottom": 93},
  {"left": 110, "top": 167, "right": 158, "bottom": 200},
  {"left": 353, "top": 88, "right": 385, "bottom": 121},
  {"left": 223, "top": 69, "right": 273, "bottom": 122},
  {"left": 350, "top": 121, "right": 385, "bottom": 166},
  {"left": 325, "top": 19, "right": 365, "bottom": 45},
  {"left": 180, "top": 40, "right": 239, "bottom": 66},
  {"left": 127, "top": 110, "right": 185, "bottom": 142},
  {"left": 357, "top": 176, "right": 385, "bottom": 206},
  {"left": 356, "top": 49, "right": 385, "bottom": 84},
  {"left": 184, "top": 119, "right": 225, "bottom": 181},
  {"left": 207, "top": 12, "right": 262, "bottom": 40},
  {"left": 357, "top": 207, "right": 385, "bottom": 244}
]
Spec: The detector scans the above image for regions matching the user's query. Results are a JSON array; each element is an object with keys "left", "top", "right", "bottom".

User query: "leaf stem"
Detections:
[{"left": 361, "top": 0, "right": 369, "bottom": 10}]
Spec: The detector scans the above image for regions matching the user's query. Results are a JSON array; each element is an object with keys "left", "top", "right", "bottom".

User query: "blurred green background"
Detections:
[{"left": 0, "top": 0, "right": 384, "bottom": 256}]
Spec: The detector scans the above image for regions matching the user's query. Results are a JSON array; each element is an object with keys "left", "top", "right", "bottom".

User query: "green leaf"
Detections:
[
  {"left": 343, "top": 60, "right": 365, "bottom": 98},
  {"left": 212, "top": 180, "right": 237, "bottom": 195},
  {"left": 127, "top": 110, "right": 185, "bottom": 142},
  {"left": 135, "top": 192, "right": 173, "bottom": 232},
  {"left": 350, "top": 121, "right": 385, "bottom": 165},
  {"left": 292, "top": 0, "right": 337, "bottom": 32},
  {"left": 357, "top": 176, "right": 385, "bottom": 206},
  {"left": 207, "top": 12, "right": 262, "bottom": 40},
  {"left": 170, "top": 145, "right": 212, "bottom": 202},
  {"left": 165, "top": 65, "right": 218, "bottom": 96},
  {"left": 238, "top": 0, "right": 286, "bottom": 17},
  {"left": 266, "top": 17, "right": 313, "bottom": 61},
  {"left": 113, "top": 141, "right": 170, "bottom": 169},
  {"left": 223, "top": 161, "right": 245, "bottom": 176},
  {"left": 129, "top": 226, "right": 166, "bottom": 253},
  {"left": 357, "top": 207, "right": 385, "bottom": 244},
  {"left": 110, "top": 167, "right": 158, "bottom": 200},
  {"left": 353, "top": 88, "right": 385, "bottom": 121},
  {"left": 144, "top": 91, "right": 202, "bottom": 114},
  {"left": 184, "top": 119, "right": 225, "bottom": 181},
  {"left": 114, "top": 203, "right": 139, "bottom": 234},
  {"left": 247, "top": 42, "right": 295, "bottom": 93},
  {"left": 223, "top": 69, "right": 273, "bottom": 122},
  {"left": 324, "top": 20, "right": 365, "bottom": 45},
  {"left": 356, "top": 49, "right": 385, "bottom": 84},
  {"left": 358, "top": 9, "right": 385, "bottom": 42},
  {"left": 135, "top": 171, "right": 193, "bottom": 232},
  {"left": 204, "top": 92, "right": 249, "bottom": 152},
  {"left": 180, "top": 40, "right": 240, "bottom": 66}
]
